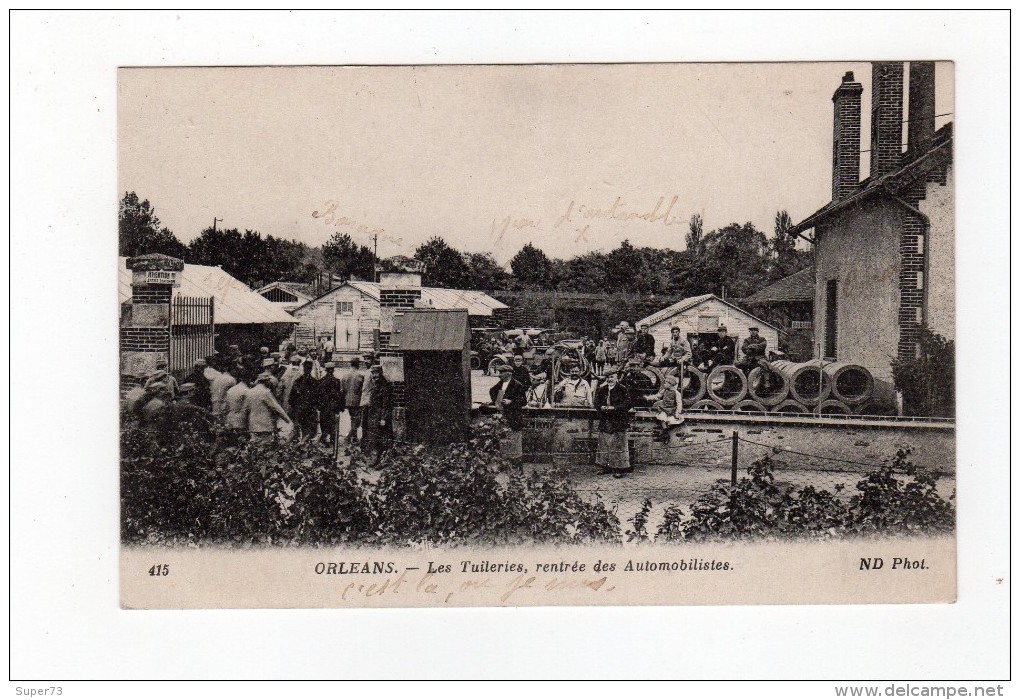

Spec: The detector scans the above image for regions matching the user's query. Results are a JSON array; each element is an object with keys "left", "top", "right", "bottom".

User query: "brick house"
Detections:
[{"left": 787, "top": 62, "right": 953, "bottom": 405}]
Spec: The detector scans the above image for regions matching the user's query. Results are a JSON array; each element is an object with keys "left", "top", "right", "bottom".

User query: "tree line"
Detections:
[{"left": 120, "top": 191, "right": 810, "bottom": 299}]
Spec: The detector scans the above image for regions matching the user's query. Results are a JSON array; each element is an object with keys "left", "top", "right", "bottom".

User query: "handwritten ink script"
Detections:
[
  {"left": 491, "top": 195, "right": 684, "bottom": 244},
  {"left": 311, "top": 200, "right": 403, "bottom": 247},
  {"left": 120, "top": 538, "right": 954, "bottom": 609}
]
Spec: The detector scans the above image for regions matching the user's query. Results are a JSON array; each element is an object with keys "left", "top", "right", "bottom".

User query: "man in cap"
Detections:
[
  {"left": 362, "top": 364, "right": 395, "bottom": 467},
  {"left": 280, "top": 354, "right": 304, "bottom": 414},
  {"left": 182, "top": 357, "right": 213, "bottom": 411},
  {"left": 316, "top": 361, "right": 344, "bottom": 447},
  {"left": 209, "top": 361, "right": 238, "bottom": 419},
  {"left": 340, "top": 357, "right": 368, "bottom": 445},
  {"left": 706, "top": 325, "right": 736, "bottom": 371},
  {"left": 634, "top": 323, "right": 656, "bottom": 363},
  {"left": 221, "top": 366, "right": 252, "bottom": 449},
  {"left": 246, "top": 371, "right": 291, "bottom": 443},
  {"left": 288, "top": 359, "right": 319, "bottom": 442},
  {"left": 737, "top": 326, "right": 768, "bottom": 374},
  {"left": 553, "top": 363, "right": 593, "bottom": 407},
  {"left": 526, "top": 371, "right": 549, "bottom": 408}
]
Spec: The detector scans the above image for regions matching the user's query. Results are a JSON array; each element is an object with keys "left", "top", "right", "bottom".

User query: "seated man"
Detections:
[
  {"left": 737, "top": 326, "right": 768, "bottom": 374},
  {"left": 553, "top": 365, "right": 593, "bottom": 407},
  {"left": 705, "top": 325, "right": 736, "bottom": 372},
  {"left": 526, "top": 372, "right": 549, "bottom": 408},
  {"left": 645, "top": 371, "right": 684, "bottom": 442}
]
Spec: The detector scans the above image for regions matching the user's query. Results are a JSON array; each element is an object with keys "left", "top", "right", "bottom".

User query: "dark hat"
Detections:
[
  {"left": 749, "top": 326, "right": 759, "bottom": 331},
  {"left": 718, "top": 325, "right": 728, "bottom": 331}
]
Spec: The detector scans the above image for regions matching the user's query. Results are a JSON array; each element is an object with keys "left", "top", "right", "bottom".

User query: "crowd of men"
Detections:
[
  {"left": 486, "top": 322, "right": 771, "bottom": 443},
  {"left": 125, "top": 345, "right": 395, "bottom": 466}
]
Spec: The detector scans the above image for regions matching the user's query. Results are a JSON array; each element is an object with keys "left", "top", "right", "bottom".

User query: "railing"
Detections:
[{"left": 170, "top": 296, "right": 214, "bottom": 376}]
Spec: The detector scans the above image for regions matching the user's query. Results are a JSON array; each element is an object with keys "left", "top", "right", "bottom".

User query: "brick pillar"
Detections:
[
  {"left": 831, "top": 71, "right": 863, "bottom": 202},
  {"left": 120, "top": 253, "right": 183, "bottom": 383},
  {"left": 377, "top": 272, "right": 422, "bottom": 418},
  {"left": 869, "top": 62, "right": 905, "bottom": 179}
]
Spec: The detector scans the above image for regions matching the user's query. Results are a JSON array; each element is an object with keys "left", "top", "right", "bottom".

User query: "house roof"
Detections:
[
  {"left": 636, "top": 293, "right": 779, "bottom": 332},
  {"left": 119, "top": 258, "right": 295, "bottom": 325},
  {"left": 743, "top": 267, "right": 815, "bottom": 304},
  {"left": 311, "top": 281, "right": 508, "bottom": 317},
  {"left": 789, "top": 123, "right": 953, "bottom": 235},
  {"left": 257, "top": 281, "right": 315, "bottom": 301},
  {"left": 391, "top": 309, "right": 470, "bottom": 351}
]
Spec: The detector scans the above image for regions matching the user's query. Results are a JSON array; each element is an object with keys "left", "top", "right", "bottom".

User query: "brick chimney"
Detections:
[
  {"left": 377, "top": 271, "right": 422, "bottom": 350},
  {"left": 831, "top": 71, "right": 863, "bottom": 202},
  {"left": 907, "top": 61, "right": 936, "bottom": 154},
  {"left": 869, "top": 62, "right": 905, "bottom": 179}
]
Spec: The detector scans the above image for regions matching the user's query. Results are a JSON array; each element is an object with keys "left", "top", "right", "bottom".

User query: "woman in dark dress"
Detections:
[
  {"left": 593, "top": 370, "right": 634, "bottom": 478},
  {"left": 490, "top": 364, "right": 527, "bottom": 461}
]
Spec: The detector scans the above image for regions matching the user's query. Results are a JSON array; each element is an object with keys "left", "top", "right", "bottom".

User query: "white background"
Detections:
[{"left": 8, "top": 10, "right": 1011, "bottom": 689}]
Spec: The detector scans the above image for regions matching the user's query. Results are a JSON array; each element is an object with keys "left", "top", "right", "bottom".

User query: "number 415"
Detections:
[{"left": 148, "top": 564, "right": 169, "bottom": 576}]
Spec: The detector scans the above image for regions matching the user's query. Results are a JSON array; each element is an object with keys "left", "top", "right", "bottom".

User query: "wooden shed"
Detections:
[
  {"left": 290, "top": 279, "right": 507, "bottom": 358},
  {"left": 389, "top": 309, "right": 472, "bottom": 445},
  {"left": 635, "top": 294, "right": 781, "bottom": 362}
]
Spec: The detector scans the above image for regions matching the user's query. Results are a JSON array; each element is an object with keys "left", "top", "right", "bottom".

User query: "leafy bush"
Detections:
[
  {"left": 121, "top": 414, "right": 620, "bottom": 547},
  {"left": 654, "top": 451, "right": 954, "bottom": 542},
  {"left": 846, "top": 449, "right": 955, "bottom": 535},
  {"left": 891, "top": 326, "right": 955, "bottom": 417}
]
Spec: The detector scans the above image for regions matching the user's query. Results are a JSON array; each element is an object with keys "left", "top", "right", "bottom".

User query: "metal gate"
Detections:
[{"left": 170, "top": 296, "right": 215, "bottom": 376}]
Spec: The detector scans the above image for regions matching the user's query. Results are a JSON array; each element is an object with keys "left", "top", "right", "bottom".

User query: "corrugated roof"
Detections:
[
  {"left": 257, "top": 281, "right": 315, "bottom": 300},
  {"left": 314, "top": 281, "right": 507, "bottom": 316},
  {"left": 636, "top": 293, "right": 779, "bottom": 332},
  {"left": 391, "top": 309, "right": 470, "bottom": 351},
  {"left": 119, "top": 258, "right": 295, "bottom": 325},
  {"left": 743, "top": 267, "right": 815, "bottom": 304}
]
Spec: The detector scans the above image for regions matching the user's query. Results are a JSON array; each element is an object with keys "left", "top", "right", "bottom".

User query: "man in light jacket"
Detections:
[{"left": 246, "top": 371, "right": 291, "bottom": 443}]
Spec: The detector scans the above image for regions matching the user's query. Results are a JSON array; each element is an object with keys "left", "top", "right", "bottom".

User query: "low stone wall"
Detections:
[{"left": 520, "top": 408, "right": 955, "bottom": 475}]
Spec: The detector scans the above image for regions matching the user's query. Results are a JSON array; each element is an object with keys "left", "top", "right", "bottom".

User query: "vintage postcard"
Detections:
[{"left": 118, "top": 62, "right": 956, "bottom": 608}]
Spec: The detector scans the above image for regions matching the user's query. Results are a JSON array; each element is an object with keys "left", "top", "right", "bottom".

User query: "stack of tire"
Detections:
[{"left": 683, "top": 360, "right": 874, "bottom": 416}]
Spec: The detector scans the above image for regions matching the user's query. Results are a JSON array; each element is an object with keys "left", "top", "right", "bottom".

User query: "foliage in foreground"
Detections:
[
  {"left": 652, "top": 450, "right": 955, "bottom": 543},
  {"left": 120, "top": 415, "right": 619, "bottom": 547},
  {"left": 123, "top": 412, "right": 954, "bottom": 546}
]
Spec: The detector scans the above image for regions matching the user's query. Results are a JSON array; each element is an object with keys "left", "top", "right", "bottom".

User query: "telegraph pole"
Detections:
[
  {"left": 372, "top": 232, "right": 379, "bottom": 282},
  {"left": 213, "top": 217, "right": 223, "bottom": 232}
]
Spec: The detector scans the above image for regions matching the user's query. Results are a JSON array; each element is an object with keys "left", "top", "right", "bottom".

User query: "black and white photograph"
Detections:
[
  {"left": 11, "top": 10, "right": 1010, "bottom": 685},
  {"left": 114, "top": 60, "right": 959, "bottom": 608}
]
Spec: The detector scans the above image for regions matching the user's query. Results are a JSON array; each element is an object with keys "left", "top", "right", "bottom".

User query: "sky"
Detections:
[{"left": 118, "top": 62, "right": 953, "bottom": 264}]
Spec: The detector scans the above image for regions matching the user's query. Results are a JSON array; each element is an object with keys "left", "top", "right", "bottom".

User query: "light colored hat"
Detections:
[
  {"left": 178, "top": 382, "right": 196, "bottom": 393},
  {"left": 290, "top": 356, "right": 302, "bottom": 364},
  {"left": 260, "top": 347, "right": 269, "bottom": 353},
  {"left": 261, "top": 358, "right": 275, "bottom": 368},
  {"left": 257, "top": 371, "right": 273, "bottom": 382},
  {"left": 324, "top": 362, "right": 336, "bottom": 369}
]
